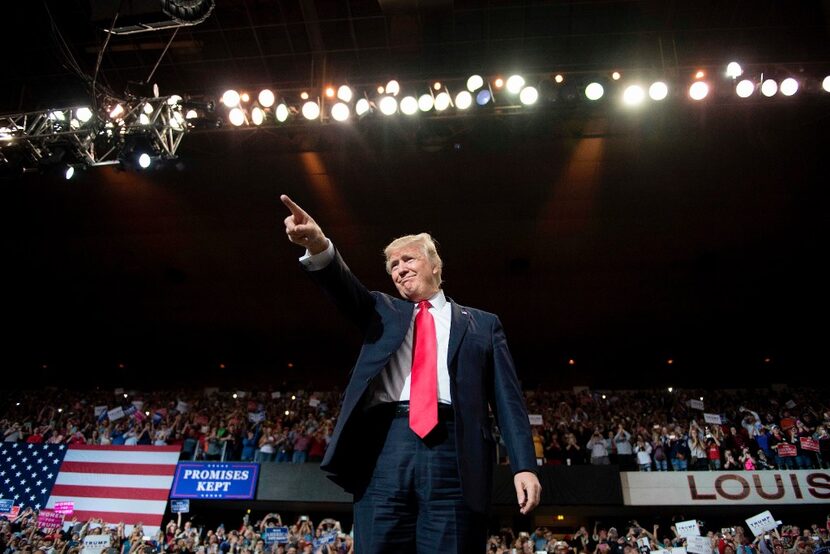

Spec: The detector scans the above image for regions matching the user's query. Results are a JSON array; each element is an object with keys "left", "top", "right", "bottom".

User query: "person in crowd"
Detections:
[{"left": 633, "top": 435, "right": 652, "bottom": 471}]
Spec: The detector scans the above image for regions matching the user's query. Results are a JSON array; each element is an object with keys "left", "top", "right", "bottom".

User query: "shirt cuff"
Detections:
[{"left": 299, "top": 239, "right": 334, "bottom": 271}]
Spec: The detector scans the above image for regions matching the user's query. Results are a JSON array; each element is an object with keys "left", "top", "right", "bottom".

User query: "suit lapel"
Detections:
[{"left": 447, "top": 300, "right": 469, "bottom": 371}]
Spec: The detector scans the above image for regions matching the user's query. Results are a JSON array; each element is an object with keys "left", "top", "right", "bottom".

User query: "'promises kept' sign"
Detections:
[{"left": 170, "top": 463, "right": 259, "bottom": 499}]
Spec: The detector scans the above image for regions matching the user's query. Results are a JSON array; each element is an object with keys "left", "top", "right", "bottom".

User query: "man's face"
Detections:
[{"left": 388, "top": 245, "right": 439, "bottom": 302}]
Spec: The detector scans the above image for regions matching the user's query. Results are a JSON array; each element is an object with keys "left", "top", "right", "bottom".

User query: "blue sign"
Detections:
[
  {"left": 0, "top": 499, "right": 13, "bottom": 513},
  {"left": 313, "top": 531, "right": 337, "bottom": 549},
  {"left": 170, "top": 499, "right": 190, "bottom": 513},
  {"left": 263, "top": 527, "right": 289, "bottom": 545},
  {"left": 169, "top": 462, "right": 259, "bottom": 499}
]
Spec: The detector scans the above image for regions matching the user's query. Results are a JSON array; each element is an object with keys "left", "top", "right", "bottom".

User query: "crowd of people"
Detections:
[
  {"left": 3, "top": 510, "right": 830, "bottom": 554},
  {"left": 2, "top": 387, "right": 829, "bottom": 471}
]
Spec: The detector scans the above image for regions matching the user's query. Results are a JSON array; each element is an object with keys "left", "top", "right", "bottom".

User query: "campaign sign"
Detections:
[
  {"left": 703, "top": 413, "right": 722, "bottom": 425},
  {"left": 800, "top": 438, "right": 819, "bottom": 452},
  {"left": 263, "top": 527, "right": 289, "bottom": 545},
  {"left": 689, "top": 400, "right": 705, "bottom": 411},
  {"left": 81, "top": 535, "right": 112, "bottom": 554},
  {"left": 0, "top": 499, "right": 13, "bottom": 513},
  {"left": 37, "top": 510, "right": 64, "bottom": 530},
  {"left": 686, "top": 536, "right": 712, "bottom": 554},
  {"left": 170, "top": 462, "right": 259, "bottom": 499},
  {"left": 777, "top": 444, "right": 797, "bottom": 457},
  {"left": 675, "top": 519, "right": 701, "bottom": 538},
  {"left": 313, "top": 531, "right": 338, "bottom": 549},
  {"left": 171, "top": 499, "right": 190, "bottom": 513},
  {"left": 53, "top": 501, "right": 74, "bottom": 515},
  {"left": 528, "top": 414, "right": 544, "bottom": 426},
  {"left": 745, "top": 510, "right": 778, "bottom": 537}
]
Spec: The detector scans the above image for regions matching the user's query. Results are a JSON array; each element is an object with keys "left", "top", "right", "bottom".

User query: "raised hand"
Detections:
[{"left": 280, "top": 194, "right": 328, "bottom": 254}]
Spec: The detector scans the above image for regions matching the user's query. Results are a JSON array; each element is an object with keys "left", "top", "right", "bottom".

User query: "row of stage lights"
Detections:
[{"left": 216, "top": 62, "right": 830, "bottom": 127}]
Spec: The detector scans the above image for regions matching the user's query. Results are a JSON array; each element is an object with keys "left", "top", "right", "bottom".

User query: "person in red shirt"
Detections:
[{"left": 706, "top": 437, "right": 722, "bottom": 470}]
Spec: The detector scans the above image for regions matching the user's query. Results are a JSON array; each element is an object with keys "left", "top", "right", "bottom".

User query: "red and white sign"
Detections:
[
  {"left": 800, "top": 438, "right": 820, "bottom": 453},
  {"left": 777, "top": 444, "right": 797, "bottom": 457},
  {"left": 621, "top": 470, "right": 830, "bottom": 505}
]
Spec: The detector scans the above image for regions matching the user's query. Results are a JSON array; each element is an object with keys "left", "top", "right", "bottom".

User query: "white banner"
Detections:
[
  {"left": 81, "top": 535, "right": 111, "bottom": 554},
  {"left": 689, "top": 399, "right": 704, "bottom": 410},
  {"left": 672, "top": 548, "right": 688, "bottom": 554},
  {"left": 131, "top": 400, "right": 144, "bottom": 410},
  {"left": 236, "top": 391, "right": 247, "bottom": 398},
  {"left": 248, "top": 411, "right": 266, "bottom": 423},
  {"left": 675, "top": 519, "right": 700, "bottom": 538},
  {"left": 309, "top": 398, "right": 320, "bottom": 407},
  {"left": 528, "top": 414, "right": 544, "bottom": 426},
  {"left": 94, "top": 405, "right": 108, "bottom": 417},
  {"left": 176, "top": 400, "right": 189, "bottom": 413},
  {"left": 686, "top": 536, "right": 711, "bottom": 554},
  {"left": 621, "top": 470, "right": 830, "bottom": 505},
  {"left": 784, "top": 400, "right": 796, "bottom": 409},
  {"left": 703, "top": 413, "right": 722, "bottom": 425},
  {"left": 271, "top": 392, "right": 281, "bottom": 399},
  {"left": 106, "top": 407, "right": 125, "bottom": 421},
  {"left": 745, "top": 511, "right": 778, "bottom": 537}
]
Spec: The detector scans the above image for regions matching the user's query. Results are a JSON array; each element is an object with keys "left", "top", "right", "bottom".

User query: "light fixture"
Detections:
[
  {"left": 251, "top": 106, "right": 265, "bottom": 125},
  {"left": 761, "top": 79, "right": 778, "bottom": 97},
  {"left": 506, "top": 75, "right": 525, "bottom": 94},
  {"left": 331, "top": 102, "right": 350, "bottom": 122},
  {"left": 455, "top": 91, "right": 473, "bottom": 110},
  {"left": 433, "top": 82, "right": 442, "bottom": 91},
  {"left": 355, "top": 98, "right": 371, "bottom": 116},
  {"left": 185, "top": 109, "right": 198, "bottom": 119},
  {"left": 139, "top": 114, "right": 151, "bottom": 125},
  {"left": 385, "top": 80, "right": 400, "bottom": 96},
  {"left": 611, "top": 71, "right": 621, "bottom": 80},
  {"left": 337, "top": 85, "right": 353, "bottom": 103},
  {"left": 688, "top": 81, "right": 709, "bottom": 101},
  {"left": 240, "top": 92, "right": 250, "bottom": 103},
  {"left": 823, "top": 76, "right": 830, "bottom": 92},
  {"left": 138, "top": 153, "right": 152, "bottom": 169},
  {"left": 434, "top": 92, "right": 451, "bottom": 111},
  {"left": 400, "top": 96, "right": 418, "bottom": 115},
  {"left": 64, "top": 165, "right": 75, "bottom": 180},
  {"left": 585, "top": 82, "right": 604, "bottom": 100},
  {"left": 493, "top": 78, "right": 504, "bottom": 89},
  {"left": 275, "top": 103, "right": 290, "bottom": 122},
  {"left": 376, "top": 86, "right": 385, "bottom": 95},
  {"left": 476, "top": 89, "right": 492, "bottom": 106},
  {"left": 109, "top": 104, "right": 124, "bottom": 119},
  {"left": 300, "top": 92, "right": 309, "bottom": 100},
  {"left": 258, "top": 89, "right": 275, "bottom": 108},
  {"left": 649, "top": 81, "right": 668, "bottom": 101},
  {"left": 554, "top": 74, "right": 564, "bottom": 83},
  {"left": 325, "top": 87, "right": 335, "bottom": 98},
  {"left": 519, "top": 86, "right": 538, "bottom": 105},
  {"left": 735, "top": 79, "right": 755, "bottom": 98},
  {"left": 466, "top": 75, "right": 484, "bottom": 92},
  {"left": 622, "top": 84, "right": 645, "bottom": 106},
  {"left": 779, "top": 77, "right": 798, "bottom": 96},
  {"left": 229, "top": 107, "right": 245, "bottom": 126},
  {"left": 302, "top": 101, "right": 320, "bottom": 120},
  {"left": 378, "top": 96, "right": 398, "bottom": 115},
  {"left": 48, "top": 110, "right": 66, "bottom": 122},
  {"left": 726, "top": 62, "right": 743, "bottom": 78},
  {"left": 221, "top": 90, "right": 241, "bottom": 107},
  {"left": 417, "top": 94, "right": 434, "bottom": 112},
  {"left": 76, "top": 107, "right": 93, "bottom": 123},
  {"left": 143, "top": 103, "right": 154, "bottom": 115}
]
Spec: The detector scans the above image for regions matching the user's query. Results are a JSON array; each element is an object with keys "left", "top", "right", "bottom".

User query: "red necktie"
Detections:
[{"left": 409, "top": 300, "right": 438, "bottom": 438}]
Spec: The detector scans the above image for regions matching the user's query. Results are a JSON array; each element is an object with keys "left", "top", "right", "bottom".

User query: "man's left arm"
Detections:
[{"left": 490, "top": 315, "right": 542, "bottom": 514}]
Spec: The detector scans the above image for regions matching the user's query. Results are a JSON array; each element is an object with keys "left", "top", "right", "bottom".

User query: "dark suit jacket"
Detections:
[{"left": 309, "top": 247, "right": 536, "bottom": 513}]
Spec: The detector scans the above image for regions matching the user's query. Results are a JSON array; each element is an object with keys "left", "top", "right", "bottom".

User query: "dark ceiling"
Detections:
[{"left": 3, "top": 1, "right": 830, "bottom": 390}]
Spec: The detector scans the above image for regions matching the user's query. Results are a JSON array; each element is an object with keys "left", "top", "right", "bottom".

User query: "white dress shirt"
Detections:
[{"left": 300, "top": 240, "right": 453, "bottom": 406}]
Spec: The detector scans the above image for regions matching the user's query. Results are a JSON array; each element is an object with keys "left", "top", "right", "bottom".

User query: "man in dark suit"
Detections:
[{"left": 281, "top": 195, "right": 541, "bottom": 553}]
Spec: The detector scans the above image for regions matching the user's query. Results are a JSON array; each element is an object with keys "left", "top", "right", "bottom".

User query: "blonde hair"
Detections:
[{"left": 383, "top": 233, "right": 443, "bottom": 286}]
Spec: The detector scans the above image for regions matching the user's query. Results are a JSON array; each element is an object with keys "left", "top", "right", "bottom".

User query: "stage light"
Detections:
[
  {"left": 554, "top": 74, "right": 564, "bottom": 83},
  {"left": 493, "top": 78, "right": 504, "bottom": 89},
  {"left": 377, "top": 86, "right": 385, "bottom": 94},
  {"left": 386, "top": 80, "right": 400, "bottom": 96},
  {"left": 138, "top": 153, "right": 152, "bottom": 169},
  {"left": 726, "top": 62, "right": 743, "bottom": 78},
  {"left": 455, "top": 90, "right": 473, "bottom": 110},
  {"left": 76, "top": 107, "right": 93, "bottom": 123},
  {"left": 736, "top": 79, "right": 755, "bottom": 98},
  {"left": 519, "top": 86, "right": 538, "bottom": 105},
  {"left": 418, "top": 94, "right": 434, "bottom": 112},
  {"left": 185, "top": 109, "right": 198, "bottom": 119},
  {"left": 379, "top": 96, "right": 398, "bottom": 115},
  {"left": 142, "top": 103, "right": 154, "bottom": 115},
  {"left": 251, "top": 106, "right": 265, "bottom": 125},
  {"left": 694, "top": 70, "right": 705, "bottom": 80},
  {"left": 434, "top": 92, "right": 451, "bottom": 111},
  {"left": 240, "top": 92, "right": 250, "bottom": 103},
  {"left": 325, "top": 86, "right": 335, "bottom": 98},
  {"left": 466, "top": 75, "right": 484, "bottom": 92},
  {"left": 433, "top": 82, "right": 442, "bottom": 91},
  {"left": 171, "top": 111, "right": 185, "bottom": 131},
  {"left": 611, "top": 71, "right": 621, "bottom": 80},
  {"left": 167, "top": 95, "right": 183, "bottom": 106},
  {"left": 761, "top": 79, "right": 778, "bottom": 97},
  {"left": 302, "top": 101, "right": 320, "bottom": 120},
  {"left": 221, "top": 90, "right": 240, "bottom": 107},
  {"left": 668, "top": 387, "right": 673, "bottom": 393},
  {"left": 585, "top": 82, "right": 604, "bottom": 100},
  {"left": 139, "top": 113, "right": 151, "bottom": 125},
  {"left": 337, "top": 85, "right": 353, "bottom": 102},
  {"left": 689, "top": 81, "right": 709, "bottom": 100},
  {"left": 622, "top": 84, "right": 645, "bottom": 106},
  {"left": 476, "top": 89, "right": 492, "bottom": 106},
  {"left": 64, "top": 165, "right": 75, "bottom": 180},
  {"left": 400, "top": 96, "right": 418, "bottom": 115},
  {"left": 506, "top": 75, "right": 525, "bottom": 94},
  {"left": 648, "top": 81, "right": 668, "bottom": 101},
  {"left": 275, "top": 103, "right": 289, "bottom": 122},
  {"left": 229, "top": 107, "right": 245, "bottom": 126},
  {"left": 331, "top": 102, "right": 350, "bottom": 122},
  {"left": 780, "top": 77, "right": 798, "bottom": 96},
  {"left": 355, "top": 98, "right": 370, "bottom": 116},
  {"left": 300, "top": 92, "right": 310, "bottom": 100},
  {"left": 823, "top": 76, "right": 830, "bottom": 92},
  {"left": 258, "top": 89, "right": 275, "bottom": 107},
  {"left": 109, "top": 104, "right": 124, "bottom": 119},
  {"left": 48, "top": 110, "right": 66, "bottom": 122}
]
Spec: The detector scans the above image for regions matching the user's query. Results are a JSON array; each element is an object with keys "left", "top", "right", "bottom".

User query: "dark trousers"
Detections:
[{"left": 353, "top": 407, "right": 486, "bottom": 554}]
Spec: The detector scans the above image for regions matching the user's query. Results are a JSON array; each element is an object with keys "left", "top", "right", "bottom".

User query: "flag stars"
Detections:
[
  {"left": 41, "top": 488, "right": 47, "bottom": 494},
  {"left": 47, "top": 473, "right": 53, "bottom": 479},
  {"left": 27, "top": 444, "right": 34, "bottom": 449},
  {"left": 42, "top": 466, "right": 48, "bottom": 471},
  {"left": 15, "top": 472, "right": 21, "bottom": 477}
]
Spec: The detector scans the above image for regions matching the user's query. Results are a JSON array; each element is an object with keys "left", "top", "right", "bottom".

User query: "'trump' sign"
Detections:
[{"left": 170, "top": 463, "right": 259, "bottom": 499}]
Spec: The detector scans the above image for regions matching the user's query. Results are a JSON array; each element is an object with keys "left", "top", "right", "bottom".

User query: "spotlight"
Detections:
[
  {"left": 823, "top": 76, "right": 830, "bottom": 92},
  {"left": 466, "top": 75, "right": 484, "bottom": 92},
  {"left": 258, "top": 89, "right": 275, "bottom": 108},
  {"left": 139, "top": 114, "right": 151, "bottom": 125},
  {"left": 761, "top": 79, "right": 778, "bottom": 97},
  {"left": 325, "top": 87, "right": 335, "bottom": 98},
  {"left": 694, "top": 70, "right": 705, "bottom": 80},
  {"left": 355, "top": 98, "right": 371, "bottom": 116},
  {"left": 779, "top": 78, "right": 798, "bottom": 96},
  {"left": 331, "top": 102, "right": 350, "bottom": 122},
  {"left": 611, "top": 71, "right": 621, "bottom": 80},
  {"left": 337, "top": 85, "right": 353, "bottom": 102},
  {"left": 493, "top": 78, "right": 504, "bottom": 89},
  {"left": 302, "top": 101, "right": 320, "bottom": 120},
  {"left": 377, "top": 86, "right": 385, "bottom": 95},
  {"left": 64, "top": 165, "right": 75, "bottom": 180},
  {"left": 400, "top": 96, "right": 418, "bottom": 115},
  {"left": 275, "top": 103, "right": 290, "bottom": 123},
  {"left": 519, "top": 86, "right": 538, "bottom": 105},
  {"left": 585, "top": 82, "right": 604, "bottom": 100},
  {"left": 735, "top": 79, "right": 755, "bottom": 98},
  {"left": 251, "top": 106, "right": 265, "bottom": 125},
  {"left": 455, "top": 91, "right": 473, "bottom": 110},
  {"left": 379, "top": 96, "right": 398, "bottom": 115},
  {"left": 167, "top": 95, "right": 183, "bottom": 106},
  {"left": 649, "top": 81, "right": 668, "bottom": 101},
  {"left": 476, "top": 89, "right": 492, "bottom": 106},
  {"left": 143, "top": 103, "right": 154, "bottom": 115},
  {"left": 506, "top": 75, "right": 525, "bottom": 94},
  {"left": 726, "top": 62, "right": 743, "bottom": 78},
  {"left": 434, "top": 92, "right": 451, "bottom": 111},
  {"left": 240, "top": 92, "right": 250, "bottom": 103},
  {"left": 301, "top": 92, "right": 309, "bottom": 100},
  {"left": 688, "top": 81, "right": 709, "bottom": 101},
  {"left": 109, "top": 104, "right": 125, "bottom": 119},
  {"left": 76, "top": 107, "right": 93, "bottom": 123},
  {"left": 433, "top": 82, "right": 442, "bottom": 91},
  {"left": 386, "top": 80, "right": 400, "bottom": 96},
  {"left": 48, "top": 110, "right": 66, "bottom": 122},
  {"left": 185, "top": 109, "right": 198, "bottom": 119},
  {"left": 229, "top": 107, "right": 245, "bottom": 126},
  {"left": 417, "top": 94, "right": 434, "bottom": 112},
  {"left": 622, "top": 84, "right": 645, "bottom": 106},
  {"left": 554, "top": 74, "right": 564, "bottom": 83},
  {"left": 138, "top": 153, "right": 152, "bottom": 169},
  {"left": 221, "top": 90, "right": 241, "bottom": 107}
]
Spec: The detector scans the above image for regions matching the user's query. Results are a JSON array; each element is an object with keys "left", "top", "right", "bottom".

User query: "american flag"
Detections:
[{"left": 0, "top": 443, "right": 180, "bottom": 534}]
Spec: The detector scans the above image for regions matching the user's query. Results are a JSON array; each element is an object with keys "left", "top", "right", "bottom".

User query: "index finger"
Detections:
[{"left": 280, "top": 194, "right": 308, "bottom": 224}]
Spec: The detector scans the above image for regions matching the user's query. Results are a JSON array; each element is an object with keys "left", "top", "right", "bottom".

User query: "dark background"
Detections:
[{"left": 3, "top": 1, "right": 829, "bottom": 389}]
